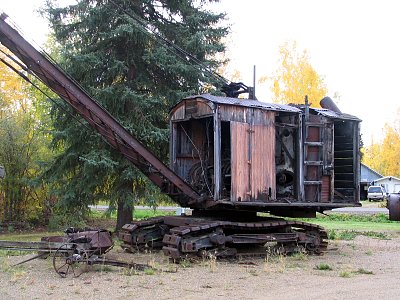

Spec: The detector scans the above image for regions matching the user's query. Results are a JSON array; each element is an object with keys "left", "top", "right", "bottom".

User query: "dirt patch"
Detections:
[{"left": 1, "top": 233, "right": 400, "bottom": 300}]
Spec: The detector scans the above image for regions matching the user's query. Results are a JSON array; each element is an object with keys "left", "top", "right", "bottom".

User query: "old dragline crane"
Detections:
[{"left": 0, "top": 14, "right": 361, "bottom": 259}]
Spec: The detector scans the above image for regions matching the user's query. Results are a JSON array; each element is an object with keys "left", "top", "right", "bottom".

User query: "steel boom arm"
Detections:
[{"left": 0, "top": 16, "right": 201, "bottom": 206}]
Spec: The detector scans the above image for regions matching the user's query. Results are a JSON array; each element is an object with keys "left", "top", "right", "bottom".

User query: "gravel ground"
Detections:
[{"left": 1, "top": 233, "right": 400, "bottom": 300}]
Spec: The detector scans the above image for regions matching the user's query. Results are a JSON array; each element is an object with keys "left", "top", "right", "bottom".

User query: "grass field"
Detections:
[
  {"left": 89, "top": 208, "right": 175, "bottom": 220},
  {"left": 296, "top": 213, "right": 400, "bottom": 231},
  {"left": 305, "top": 218, "right": 400, "bottom": 231}
]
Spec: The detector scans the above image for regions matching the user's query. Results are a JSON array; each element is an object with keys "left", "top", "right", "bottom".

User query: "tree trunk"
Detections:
[{"left": 116, "top": 199, "right": 133, "bottom": 232}]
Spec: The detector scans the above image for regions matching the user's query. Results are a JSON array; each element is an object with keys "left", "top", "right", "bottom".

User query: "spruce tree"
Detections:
[{"left": 43, "top": 0, "right": 228, "bottom": 230}]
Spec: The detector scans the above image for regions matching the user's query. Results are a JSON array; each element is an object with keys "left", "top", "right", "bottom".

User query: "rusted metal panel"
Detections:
[
  {"left": 321, "top": 175, "right": 330, "bottom": 202},
  {"left": 251, "top": 122, "right": 276, "bottom": 201},
  {"left": 231, "top": 122, "right": 250, "bottom": 201}
]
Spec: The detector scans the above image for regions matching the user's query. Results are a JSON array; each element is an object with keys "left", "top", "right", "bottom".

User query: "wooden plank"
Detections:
[
  {"left": 231, "top": 122, "right": 250, "bottom": 201},
  {"left": 251, "top": 119, "right": 276, "bottom": 201}
]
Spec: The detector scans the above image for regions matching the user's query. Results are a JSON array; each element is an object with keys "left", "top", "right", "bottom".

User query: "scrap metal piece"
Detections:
[{"left": 388, "top": 193, "right": 400, "bottom": 221}]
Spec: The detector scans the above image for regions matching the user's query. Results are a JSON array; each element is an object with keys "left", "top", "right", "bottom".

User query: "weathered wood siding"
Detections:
[
  {"left": 231, "top": 122, "right": 250, "bottom": 201},
  {"left": 171, "top": 100, "right": 213, "bottom": 121},
  {"left": 219, "top": 106, "right": 274, "bottom": 126},
  {"left": 251, "top": 124, "right": 276, "bottom": 200},
  {"left": 231, "top": 112, "right": 276, "bottom": 202}
]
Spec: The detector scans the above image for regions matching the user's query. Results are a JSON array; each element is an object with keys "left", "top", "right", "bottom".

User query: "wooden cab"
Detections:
[{"left": 169, "top": 94, "right": 360, "bottom": 216}]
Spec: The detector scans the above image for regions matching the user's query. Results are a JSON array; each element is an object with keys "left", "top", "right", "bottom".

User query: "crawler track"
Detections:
[{"left": 120, "top": 216, "right": 328, "bottom": 260}]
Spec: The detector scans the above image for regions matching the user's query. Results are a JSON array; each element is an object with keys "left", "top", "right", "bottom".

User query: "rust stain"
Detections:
[{"left": 231, "top": 121, "right": 250, "bottom": 201}]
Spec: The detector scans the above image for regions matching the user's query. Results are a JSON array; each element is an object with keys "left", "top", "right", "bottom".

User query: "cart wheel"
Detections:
[{"left": 53, "top": 243, "right": 89, "bottom": 278}]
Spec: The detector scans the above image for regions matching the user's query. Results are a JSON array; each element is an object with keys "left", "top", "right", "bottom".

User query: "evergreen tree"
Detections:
[{"left": 43, "top": 0, "right": 228, "bottom": 230}]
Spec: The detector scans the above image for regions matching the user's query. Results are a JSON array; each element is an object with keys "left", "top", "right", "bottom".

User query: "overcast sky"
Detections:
[{"left": 2, "top": 0, "right": 399, "bottom": 145}]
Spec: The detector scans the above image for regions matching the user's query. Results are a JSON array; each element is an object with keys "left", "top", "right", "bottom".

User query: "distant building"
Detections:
[
  {"left": 360, "top": 163, "right": 383, "bottom": 199},
  {"left": 371, "top": 176, "right": 400, "bottom": 194}
]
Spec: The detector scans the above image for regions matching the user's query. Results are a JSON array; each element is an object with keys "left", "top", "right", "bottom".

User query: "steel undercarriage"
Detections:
[{"left": 119, "top": 214, "right": 328, "bottom": 259}]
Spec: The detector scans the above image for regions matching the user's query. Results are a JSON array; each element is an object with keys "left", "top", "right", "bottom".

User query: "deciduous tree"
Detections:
[
  {"left": 0, "top": 46, "right": 54, "bottom": 224},
  {"left": 363, "top": 109, "right": 400, "bottom": 177},
  {"left": 263, "top": 41, "right": 327, "bottom": 107}
]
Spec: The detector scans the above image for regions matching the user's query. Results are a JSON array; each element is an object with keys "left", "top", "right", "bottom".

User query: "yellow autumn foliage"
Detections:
[
  {"left": 265, "top": 41, "right": 327, "bottom": 107},
  {"left": 0, "top": 45, "right": 28, "bottom": 114},
  {"left": 363, "top": 109, "right": 400, "bottom": 177}
]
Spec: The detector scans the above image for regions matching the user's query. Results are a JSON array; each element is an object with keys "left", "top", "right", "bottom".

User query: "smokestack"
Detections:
[{"left": 320, "top": 97, "right": 342, "bottom": 114}]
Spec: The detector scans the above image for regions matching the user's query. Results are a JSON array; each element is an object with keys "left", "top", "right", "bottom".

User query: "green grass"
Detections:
[
  {"left": 134, "top": 209, "right": 174, "bottom": 220},
  {"left": 322, "top": 213, "right": 389, "bottom": 223},
  {"left": 317, "top": 221, "right": 400, "bottom": 231},
  {"left": 144, "top": 268, "right": 156, "bottom": 275},
  {"left": 328, "top": 230, "right": 389, "bottom": 240},
  {"left": 0, "top": 249, "right": 26, "bottom": 257},
  {"left": 179, "top": 259, "right": 193, "bottom": 268},
  {"left": 339, "top": 270, "right": 351, "bottom": 278},
  {"left": 354, "top": 268, "right": 374, "bottom": 275},
  {"left": 0, "top": 232, "right": 62, "bottom": 241},
  {"left": 290, "top": 251, "right": 308, "bottom": 261},
  {"left": 89, "top": 208, "right": 173, "bottom": 220},
  {"left": 315, "top": 263, "right": 333, "bottom": 271},
  {"left": 295, "top": 213, "right": 400, "bottom": 231}
]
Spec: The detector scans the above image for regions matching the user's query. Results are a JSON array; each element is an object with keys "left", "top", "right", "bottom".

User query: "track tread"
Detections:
[
  {"left": 161, "top": 219, "right": 329, "bottom": 259},
  {"left": 120, "top": 217, "right": 329, "bottom": 259}
]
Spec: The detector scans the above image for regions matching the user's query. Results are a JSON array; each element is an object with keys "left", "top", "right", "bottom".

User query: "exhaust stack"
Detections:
[{"left": 320, "top": 97, "right": 342, "bottom": 114}]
